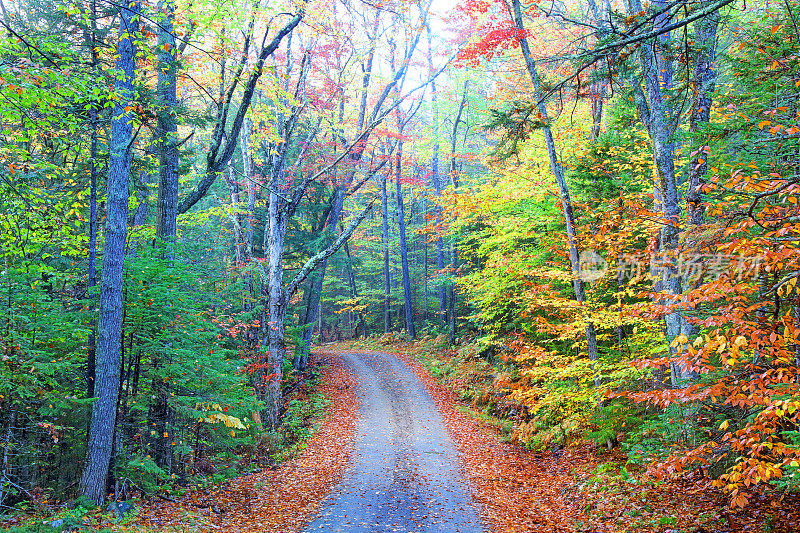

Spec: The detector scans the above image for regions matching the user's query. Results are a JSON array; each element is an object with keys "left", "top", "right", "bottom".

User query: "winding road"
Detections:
[{"left": 304, "top": 351, "right": 484, "bottom": 533}]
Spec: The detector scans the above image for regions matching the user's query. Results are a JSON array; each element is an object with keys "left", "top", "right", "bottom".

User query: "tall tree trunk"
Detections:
[
  {"left": 381, "top": 166, "right": 392, "bottom": 333},
  {"left": 427, "top": 25, "right": 446, "bottom": 323},
  {"left": 624, "top": 0, "right": 684, "bottom": 385},
  {"left": 447, "top": 81, "right": 468, "bottom": 343},
  {"left": 155, "top": 0, "right": 178, "bottom": 247},
  {"left": 80, "top": 1, "right": 140, "bottom": 504},
  {"left": 675, "top": 5, "right": 720, "bottom": 382},
  {"left": 423, "top": 219, "right": 429, "bottom": 322},
  {"left": 395, "top": 136, "right": 415, "bottom": 339},
  {"left": 152, "top": 3, "right": 179, "bottom": 471},
  {"left": 86, "top": 0, "right": 99, "bottom": 400},
  {"left": 264, "top": 187, "right": 287, "bottom": 430},
  {"left": 508, "top": 0, "right": 600, "bottom": 375}
]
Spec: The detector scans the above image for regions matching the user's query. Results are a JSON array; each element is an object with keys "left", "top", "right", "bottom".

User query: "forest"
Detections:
[{"left": 1, "top": 0, "right": 799, "bottom": 530}]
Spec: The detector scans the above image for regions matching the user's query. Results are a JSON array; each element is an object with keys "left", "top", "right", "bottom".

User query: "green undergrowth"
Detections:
[{"left": 0, "top": 358, "right": 330, "bottom": 533}]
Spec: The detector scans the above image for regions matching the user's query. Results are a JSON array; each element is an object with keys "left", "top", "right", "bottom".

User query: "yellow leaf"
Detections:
[{"left": 720, "top": 420, "right": 730, "bottom": 430}]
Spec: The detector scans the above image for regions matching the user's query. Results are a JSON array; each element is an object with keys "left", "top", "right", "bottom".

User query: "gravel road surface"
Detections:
[{"left": 304, "top": 351, "right": 484, "bottom": 533}]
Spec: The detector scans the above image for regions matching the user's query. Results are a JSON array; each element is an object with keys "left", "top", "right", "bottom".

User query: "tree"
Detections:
[
  {"left": 80, "top": 1, "right": 141, "bottom": 504},
  {"left": 155, "top": 0, "right": 179, "bottom": 246},
  {"left": 504, "top": 0, "right": 600, "bottom": 375}
]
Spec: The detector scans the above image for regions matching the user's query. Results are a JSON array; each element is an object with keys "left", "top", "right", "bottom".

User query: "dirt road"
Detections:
[{"left": 304, "top": 351, "right": 484, "bottom": 533}]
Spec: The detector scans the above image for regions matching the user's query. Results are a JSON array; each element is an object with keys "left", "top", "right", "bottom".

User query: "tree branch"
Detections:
[
  {"left": 177, "top": 11, "right": 303, "bottom": 214},
  {"left": 286, "top": 199, "right": 376, "bottom": 297}
]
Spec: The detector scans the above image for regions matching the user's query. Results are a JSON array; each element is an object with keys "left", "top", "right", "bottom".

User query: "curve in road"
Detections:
[{"left": 304, "top": 351, "right": 484, "bottom": 533}]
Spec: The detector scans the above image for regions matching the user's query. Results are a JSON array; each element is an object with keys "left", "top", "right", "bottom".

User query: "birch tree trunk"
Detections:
[{"left": 264, "top": 184, "right": 288, "bottom": 430}]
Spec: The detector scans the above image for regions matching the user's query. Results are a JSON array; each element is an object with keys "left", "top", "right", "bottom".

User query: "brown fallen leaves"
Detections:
[{"left": 121, "top": 353, "right": 358, "bottom": 533}]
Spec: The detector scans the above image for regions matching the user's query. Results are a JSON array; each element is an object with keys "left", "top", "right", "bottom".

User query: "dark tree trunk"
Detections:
[
  {"left": 446, "top": 81, "right": 468, "bottom": 344},
  {"left": 80, "top": 1, "right": 140, "bottom": 504},
  {"left": 86, "top": 0, "right": 99, "bottom": 399},
  {"left": 155, "top": 0, "right": 178, "bottom": 246},
  {"left": 295, "top": 188, "right": 344, "bottom": 370},
  {"left": 395, "top": 139, "right": 415, "bottom": 339},
  {"left": 426, "top": 24, "right": 446, "bottom": 323},
  {"left": 590, "top": 81, "right": 604, "bottom": 140},
  {"left": 343, "top": 241, "right": 366, "bottom": 338},
  {"left": 381, "top": 167, "right": 392, "bottom": 333}
]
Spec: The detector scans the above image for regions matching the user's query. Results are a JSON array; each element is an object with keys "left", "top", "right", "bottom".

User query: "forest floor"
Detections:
[{"left": 6, "top": 343, "right": 798, "bottom": 532}]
